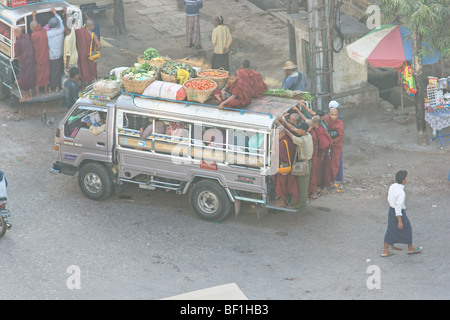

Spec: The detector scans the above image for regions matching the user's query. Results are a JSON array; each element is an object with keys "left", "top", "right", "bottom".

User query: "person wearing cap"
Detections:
[
  {"left": 277, "top": 117, "right": 313, "bottom": 209},
  {"left": 46, "top": 8, "right": 65, "bottom": 93},
  {"left": 329, "top": 100, "right": 339, "bottom": 109},
  {"left": 282, "top": 61, "right": 307, "bottom": 92},
  {"left": 328, "top": 100, "right": 344, "bottom": 183},
  {"left": 324, "top": 105, "right": 344, "bottom": 185}
]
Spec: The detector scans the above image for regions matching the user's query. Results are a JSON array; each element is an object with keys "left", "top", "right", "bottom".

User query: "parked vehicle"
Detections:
[
  {"left": 51, "top": 89, "right": 299, "bottom": 221},
  {"left": 69, "top": 0, "right": 113, "bottom": 15},
  {"left": 0, "top": 1, "right": 82, "bottom": 106},
  {"left": 0, "top": 170, "right": 10, "bottom": 238}
]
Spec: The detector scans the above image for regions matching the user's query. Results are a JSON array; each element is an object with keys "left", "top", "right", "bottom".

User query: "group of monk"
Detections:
[
  {"left": 12, "top": 7, "right": 100, "bottom": 102},
  {"left": 272, "top": 100, "right": 345, "bottom": 210},
  {"left": 212, "top": 59, "right": 267, "bottom": 110}
]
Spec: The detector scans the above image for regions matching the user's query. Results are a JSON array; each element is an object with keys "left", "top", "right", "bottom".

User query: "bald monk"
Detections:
[
  {"left": 270, "top": 125, "right": 299, "bottom": 209},
  {"left": 30, "top": 11, "right": 50, "bottom": 97},
  {"left": 14, "top": 27, "right": 35, "bottom": 102},
  {"left": 76, "top": 19, "right": 100, "bottom": 89}
]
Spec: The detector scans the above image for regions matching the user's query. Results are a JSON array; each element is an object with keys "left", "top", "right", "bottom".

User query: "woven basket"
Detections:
[
  {"left": 161, "top": 72, "right": 177, "bottom": 83},
  {"left": 197, "top": 68, "right": 229, "bottom": 90},
  {"left": 121, "top": 71, "right": 157, "bottom": 95},
  {"left": 137, "top": 56, "right": 171, "bottom": 75},
  {"left": 183, "top": 78, "right": 217, "bottom": 104}
]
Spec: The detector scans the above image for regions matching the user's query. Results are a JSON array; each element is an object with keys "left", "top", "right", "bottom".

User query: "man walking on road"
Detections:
[{"left": 382, "top": 170, "right": 422, "bottom": 257}]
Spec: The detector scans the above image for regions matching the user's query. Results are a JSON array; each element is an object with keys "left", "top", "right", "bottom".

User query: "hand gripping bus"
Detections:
[
  {"left": 51, "top": 90, "right": 301, "bottom": 221},
  {"left": 0, "top": 0, "right": 82, "bottom": 106}
]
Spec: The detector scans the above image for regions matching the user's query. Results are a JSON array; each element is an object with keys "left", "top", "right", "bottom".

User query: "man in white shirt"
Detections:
[
  {"left": 47, "top": 8, "right": 65, "bottom": 93},
  {"left": 382, "top": 170, "right": 422, "bottom": 257}
]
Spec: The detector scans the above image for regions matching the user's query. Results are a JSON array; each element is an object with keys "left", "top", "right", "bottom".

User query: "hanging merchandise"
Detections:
[{"left": 399, "top": 61, "right": 417, "bottom": 96}]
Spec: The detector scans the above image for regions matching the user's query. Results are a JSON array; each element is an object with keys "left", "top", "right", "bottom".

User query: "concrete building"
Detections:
[{"left": 288, "top": 1, "right": 380, "bottom": 108}]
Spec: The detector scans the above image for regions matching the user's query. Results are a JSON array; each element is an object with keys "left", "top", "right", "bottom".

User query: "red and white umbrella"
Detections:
[{"left": 347, "top": 24, "right": 439, "bottom": 68}]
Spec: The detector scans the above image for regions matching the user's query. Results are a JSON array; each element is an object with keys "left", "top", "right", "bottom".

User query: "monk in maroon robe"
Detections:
[
  {"left": 30, "top": 13, "right": 50, "bottom": 97},
  {"left": 14, "top": 28, "right": 35, "bottom": 102},
  {"left": 324, "top": 108, "right": 344, "bottom": 182},
  {"left": 213, "top": 71, "right": 253, "bottom": 110},
  {"left": 308, "top": 117, "right": 320, "bottom": 199},
  {"left": 236, "top": 59, "right": 268, "bottom": 98},
  {"left": 314, "top": 119, "right": 332, "bottom": 193},
  {"left": 270, "top": 125, "right": 299, "bottom": 209},
  {"left": 76, "top": 20, "right": 100, "bottom": 88}
]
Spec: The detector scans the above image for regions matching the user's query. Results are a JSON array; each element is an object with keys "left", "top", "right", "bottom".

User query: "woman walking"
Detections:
[{"left": 211, "top": 16, "right": 232, "bottom": 70}]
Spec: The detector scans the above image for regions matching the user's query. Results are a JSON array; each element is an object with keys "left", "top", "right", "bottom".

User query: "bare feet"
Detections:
[{"left": 309, "top": 191, "right": 318, "bottom": 199}]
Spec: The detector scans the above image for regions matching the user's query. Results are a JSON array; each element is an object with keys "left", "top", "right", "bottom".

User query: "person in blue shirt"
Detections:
[
  {"left": 63, "top": 67, "right": 79, "bottom": 109},
  {"left": 282, "top": 60, "right": 307, "bottom": 92},
  {"left": 184, "top": 0, "right": 203, "bottom": 49}
]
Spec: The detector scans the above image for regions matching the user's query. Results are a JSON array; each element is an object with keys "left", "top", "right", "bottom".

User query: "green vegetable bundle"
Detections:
[
  {"left": 122, "top": 63, "right": 158, "bottom": 81},
  {"left": 142, "top": 47, "right": 160, "bottom": 60},
  {"left": 263, "top": 88, "right": 313, "bottom": 102},
  {"left": 161, "top": 61, "right": 196, "bottom": 77}
]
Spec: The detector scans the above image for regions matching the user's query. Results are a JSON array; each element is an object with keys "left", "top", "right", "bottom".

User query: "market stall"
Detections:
[{"left": 424, "top": 76, "right": 450, "bottom": 149}]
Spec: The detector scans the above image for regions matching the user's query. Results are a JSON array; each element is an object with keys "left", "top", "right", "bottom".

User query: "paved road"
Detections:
[{"left": 1, "top": 106, "right": 449, "bottom": 300}]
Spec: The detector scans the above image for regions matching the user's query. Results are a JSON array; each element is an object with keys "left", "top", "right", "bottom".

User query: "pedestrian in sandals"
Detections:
[{"left": 382, "top": 170, "right": 422, "bottom": 257}]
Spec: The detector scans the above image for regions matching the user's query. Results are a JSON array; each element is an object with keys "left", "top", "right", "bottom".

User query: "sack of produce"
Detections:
[
  {"left": 142, "top": 80, "right": 187, "bottom": 101},
  {"left": 183, "top": 78, "right": 217, "bottom": 104},
  {"left": 93, "top": 79, "right": 122, "bottom": 98},
  {"left": 121, "top": 63, "right": 158, "bottom": 94}
]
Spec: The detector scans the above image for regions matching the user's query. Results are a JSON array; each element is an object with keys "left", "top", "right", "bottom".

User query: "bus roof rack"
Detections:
[
  {"left": 0, "top": 0, "right": 66, "bottom": 10},
  {"left": 121, "top": 89, "right": 275, "bottom": 119}
]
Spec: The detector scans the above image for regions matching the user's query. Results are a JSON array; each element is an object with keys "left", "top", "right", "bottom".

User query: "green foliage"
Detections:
[
  {"left": 376, "top": 0, "right": 450, "bottom": 58},
  {"left": 142, "top": 47, "right": 160, "bottom": 60}
]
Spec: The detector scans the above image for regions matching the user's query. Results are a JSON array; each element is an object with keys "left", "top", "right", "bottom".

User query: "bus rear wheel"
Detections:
[{"left": 189, "top": 180, "right": 232, "bottom": 222}]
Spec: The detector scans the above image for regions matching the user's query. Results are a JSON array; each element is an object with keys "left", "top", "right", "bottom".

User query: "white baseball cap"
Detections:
[{"left": 329, "top": 100, "right": 339, "bottom": 108}]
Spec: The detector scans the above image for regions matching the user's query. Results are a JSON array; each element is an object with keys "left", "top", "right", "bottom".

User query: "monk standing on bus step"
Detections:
[
  {"left": 14, "top": 27, "right": 35, "bottom": 102},
  {"left": 76, "top": 19, "right": 100, "bottom": 89},
  {"left": 30, "top": 10, "right": 50, "bottom": 97}
]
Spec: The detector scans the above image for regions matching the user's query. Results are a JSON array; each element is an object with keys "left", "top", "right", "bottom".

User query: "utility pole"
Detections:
[
  {"left": 307, "top": 0, "right": 335, "bottom": 110},
  {"left": 113, "top": 0, "right": 127, "bottom": 36},
  {"left": 287, "top": 0, "right": 299, "bottom": 64}
]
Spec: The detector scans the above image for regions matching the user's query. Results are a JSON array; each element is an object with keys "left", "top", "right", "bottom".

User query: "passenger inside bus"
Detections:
[
  {"left": 140, "top": 117, "right": 166, "bottom": 140},
  {"left": 203, "top": 128, "right": 224, "bottom": 148},
  {"left": 82, "top": 111, "right": 106, "bottom": 135},
  {"left": 0, "top": 21, "right": 11, "bottom": 39}
]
